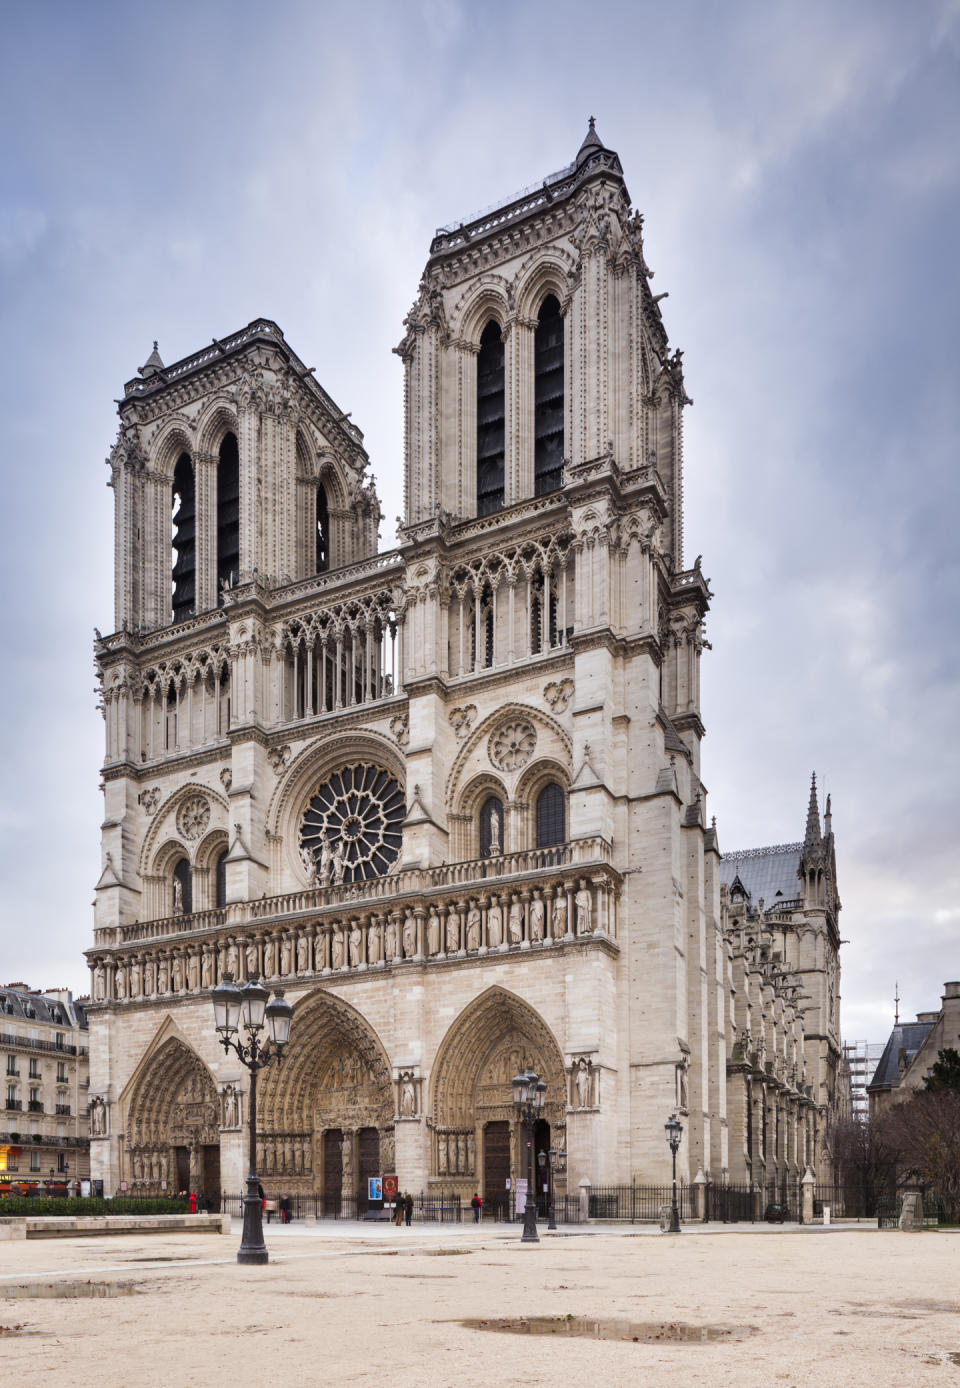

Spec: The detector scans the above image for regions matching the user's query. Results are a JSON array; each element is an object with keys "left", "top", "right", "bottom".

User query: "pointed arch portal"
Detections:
[
  {"left": 429, "top": 987, "right": 566, "bottom": 1210},
  {"left": 124, "top": 1036, "right": 219, "bottom": 1201},
  {"left": 256, "top": 990, "right": 394, "bottom": 1209}
]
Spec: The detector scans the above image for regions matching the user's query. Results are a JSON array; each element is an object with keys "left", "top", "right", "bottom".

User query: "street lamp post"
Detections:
[
  {"left": 664, "top": 1113, "right": 683, "bottom": 1234},
  {"left": 512, "top": 1069, "right": 546, "bottom": 1244},
  {"left": 211, "top": 974, "right": 293, "bottom": 1265}
]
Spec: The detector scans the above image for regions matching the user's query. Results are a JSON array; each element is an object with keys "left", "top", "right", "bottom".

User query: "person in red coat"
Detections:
[{"left": 188, "top": 1191, "right": 197, "bottom": 1214}]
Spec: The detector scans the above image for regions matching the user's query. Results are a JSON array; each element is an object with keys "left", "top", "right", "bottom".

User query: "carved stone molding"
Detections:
[
  {"left": 449, "top": 704, "right": 477, "bottom": 740},
  {"left": 543, "top": 678, "right": 574, "bottom": 714},
  {"left": 177, "top": 795, "right": 210, "bottom": 841}
]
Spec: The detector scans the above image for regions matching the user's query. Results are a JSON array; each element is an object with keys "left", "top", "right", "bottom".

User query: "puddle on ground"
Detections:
[
  {"left": 424, "top": 1249, "right": 472, "bottom": 1257},
  {"left": 0, "top": 1324, "right": 45, "bottom": 1336},
  {"left": 0, "top": 1281, "right": 141, "bottom": 1300},
  {"left": 124, "top": 1256, "right": 194, "bottom": 1263},
  {"left": 903, "top": 1349, "right": 960, "bottom": 1367},
  {"left": 460, "top": 1315, "right": 757, "bottom": 1343}
]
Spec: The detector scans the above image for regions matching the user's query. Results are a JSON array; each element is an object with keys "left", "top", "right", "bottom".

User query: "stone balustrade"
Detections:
[{"left": 87, "top": 842, "right": 620, "bottom": 1008}]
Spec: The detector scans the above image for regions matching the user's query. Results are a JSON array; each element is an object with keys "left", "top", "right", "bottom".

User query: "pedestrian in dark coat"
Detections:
[{"left": 404, "top": 1192, "right": 414, "bottom": 1226}]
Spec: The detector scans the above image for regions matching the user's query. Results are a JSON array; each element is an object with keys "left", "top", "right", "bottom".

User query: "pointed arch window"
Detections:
[
  {"left": 171, "top": 453, "right": 196, "bottom": 623},
  {"left": 172, "top": 857, "right": 192, "bottom": 916},
  {"left": 214, "top": 848, "right": 228, "bottom": 909},
  {"left": 217, "top": 432, "right": 240, "bottom": 600},
  {"left": 316, "top": 483, "right": 329, "bottom": 573},
  {"left": 536, "top": 782, "right": 566, "bottom": 848},
  {"left": 477, "top": 320, "right": 505, "bottom": 516},
  {"left": 479, "top": 795, "right": 505, "bottom": 858},
  {"left": 534, "top": 295, "right": 564, "bottom": 496}
]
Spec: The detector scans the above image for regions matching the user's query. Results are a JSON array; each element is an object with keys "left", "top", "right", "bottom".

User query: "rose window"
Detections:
[
  {"left": 300, "top": 763, "right": 405, "bottom": 883},
  {"left": 177, "top": 795, "right": 210, "bottom": 840},
  {"left": 489, "top": 719, "right": 537, "bottom": 771}
]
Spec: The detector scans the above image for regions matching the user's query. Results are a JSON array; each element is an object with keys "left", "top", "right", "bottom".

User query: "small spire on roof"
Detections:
[
  {"left": 803, "top": 772, "right": 822, "bottom": 846},
  {"left": 139, "top": 340, "right": 165, "bottom": 379},
  {"left": 576, "top": 115, "right": 606, "bottom": 167}
]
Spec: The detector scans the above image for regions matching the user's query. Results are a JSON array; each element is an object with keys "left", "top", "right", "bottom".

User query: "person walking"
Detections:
[
  {"left": 394, "top": 1194, "right": 404, "bottom": 1227},
  {"left": 404, "top": 1191, "right": 414, "bottom": 1227},
  {"left": 471, "top": 1192, "right": 482, "bottom": 1224},
  {"left": 188, "top": 1190, "right": 197, "bottom": 1214}
]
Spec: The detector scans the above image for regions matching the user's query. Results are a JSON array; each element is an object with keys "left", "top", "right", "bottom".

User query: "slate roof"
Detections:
[
  {"left": 0, "top": 986, "right": 87, "bottom": 1030},
  {"left": 867, "top": 1021, "right": 935, "bottom": 1091},
  {"left": 719, "top": 843, "right": 804, "bottom": 906}
]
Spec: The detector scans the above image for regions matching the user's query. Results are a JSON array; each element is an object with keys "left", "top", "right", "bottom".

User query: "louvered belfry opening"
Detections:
[
  {"left": 217, "top": 432, "right": 240, "bottom": 599},
  {"left": 534, "top": 294, "right": 564, "bottom": 496},
  {"left": 316, "top": 483, "right": 329, "bottom": 573},
  {"left": 476, "top": 320, "right": 505, "bottom": 515},
  {"left": 171, "top": 452, "right": 196, "bottom": 623},
  {"left": 536, "top": 782, "right": 566, "bottom": 848}
]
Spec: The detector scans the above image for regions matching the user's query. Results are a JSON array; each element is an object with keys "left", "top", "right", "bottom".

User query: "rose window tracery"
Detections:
[
  {"left": 300, "top": 763, "right": 405, "bottom": 883},
  {"left": 177, "top": 795, "right": 210, "bottom": 840},
  {"left": 489, "top": 719, "right": 537, "bottom": 771}
]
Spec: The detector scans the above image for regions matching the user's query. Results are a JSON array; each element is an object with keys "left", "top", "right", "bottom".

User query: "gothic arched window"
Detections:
[
  {"left": 536, "top": 782, "right": 566, "bottom": 848},
  {"left": 172, "top": 857, "right": 192, "bottom": 916},
  {"left": 479, "top": 795, "right": 504, "bottom": 858},
  {"left": 171, "top": 453, "right": 196, "bottom": 623},
  {"left": 477, "top": 320, "right": 505, "bottom": 516},
  {"left": 534, "top": 295, "right": 564, "bottom": 496},
  {"left": 316, "top": 483, "right": 329, "bottom": 573},
  {"left": 217, "top": 432, "right": 240, "bottom": 599},
  {"left": 214, "top": 849, "right": 228, "bottom": 909}
]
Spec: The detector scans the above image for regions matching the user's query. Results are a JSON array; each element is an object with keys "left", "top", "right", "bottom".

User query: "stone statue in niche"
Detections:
[
  {"left": 552, "top": 891, "right": 567, "bottom": 939},
  {"left": 399, "top": 1073, "right": 416, "bottom": 1117},
  {"left": 226, "top": 942, "right": 239, "bottom": 976},
  {"left": 187, "top": 952, "right": 199, "bottom": 990},
  {"left": 488, "top": 802, "right": 501, "bottom": 856},
  {"left": 575, "top": 1058, "right": 593, "bottom": 1109},
  {"left": 144, "top": 959, "right": 155, "bottom": 997},
  {"left": 172, "top": 954, "right": 183, "bottom": 992},
  {"left": 220, "top": 1084, "right": 240, "bottom": 1128},
  {"left": 465, "top": 901, "right": 481, "bottom": 951},
  {"left": 331, "top": 929, "right": 345, "bottom": 970},
  {"left": 341, "top": 1134, "right": 354, "bottom": 1184},
  {"left": 332, "top": 839, "right": 345, "bottom": 886},
  {"left": 90, "top": 1096, "right": 107, "bottom": 1136},
  {"left": 385, "top": 918, "right": 398, "bottom": 961},
  {"left": 93, "top": 964, "right": 105, "bottom": 1002},
  {"left": 367, "top": 921, "right": 381, "bottom": 964},
  {"left": 157, "top": 956, "right": 168, "bottom": 994},
  {"left": 172, "top": 876, "right": 183, "bottom": 916},
  {"left": 487, "top": 899, "right": 503, "bottom": 948},
  {"left": 676, "top": 1058, "right": 689, "bottom": 1112},
  {"left": 457, "top": 1133, "right": 467, "bottom": 1171},
  {"left": 281, "top": 935, "right": 293, "bottom": 975},
  {"left": 402, "top": 912, "right": 417, "bottom": 959},
  {"left": 201, "top": 951, "right": 213, "bottom": 989},
  {"left": 445, "top": 907, "right": 460, "bottom": 954},
  {"left": 297, "top": 933, "right": 309, "bottom": 973},
  {"left": 300, "top": 843, "right": 317, "bottom": 886},
  {"left": 529, "top": 893, "right": 545, "bottom": 942},
  {"left": 115, "top": 965, "right": 127, "bottom": 1000},
  {"left": 318, "top": 830, "right": 332, "bottom": 886},
  {"left": 426, "top": 908, "right": 441, "bottom": 955},
  {"left": 241, "top": 941, "right": 256, "bottom": 977},
  {"left": 130, "top": 959, "right": 142, "bottom": 997},
  {"left": 437, "top": 1136, "right": 447, "bottom": 1174},
  {"left": 263, "top": 938, "right": 276, "bottom": 977},
  {"left": 508, "top": 897, "right": 523, "bottom": 945},
  {"left": 575, "top": 881, "right": 592, "bottom": 935},
  {"left": 349, "top": 922, "right": 362, "bottom": 968}
]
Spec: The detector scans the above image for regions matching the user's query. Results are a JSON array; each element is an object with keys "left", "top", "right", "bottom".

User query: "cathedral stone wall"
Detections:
[{"left": 86, "top": 125, "right": 842, "bottom": 1206}]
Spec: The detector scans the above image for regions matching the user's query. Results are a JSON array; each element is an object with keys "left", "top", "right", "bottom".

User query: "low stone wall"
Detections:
[{"left": 0, "top": 1213, "right": 229, "bottom": 1240}]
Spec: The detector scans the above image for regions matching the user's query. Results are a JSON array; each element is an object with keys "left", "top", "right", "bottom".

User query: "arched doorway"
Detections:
[
  {"left": 257, "top": 990, "right": 393, "bottom": 1211},
  {"left": 124, "top": 1037, "right": 220, "bottom": 1204},
  {"left": 430, "top": 987, "right": 566, "bottom": 1217}
]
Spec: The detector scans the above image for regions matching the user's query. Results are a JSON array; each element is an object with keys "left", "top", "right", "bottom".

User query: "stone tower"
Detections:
[{"left": 86, "top": 123, "right": 835, "bottom": 1208}]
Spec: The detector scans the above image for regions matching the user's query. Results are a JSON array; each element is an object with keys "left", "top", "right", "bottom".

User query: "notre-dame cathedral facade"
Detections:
[{"left": 86, "top": 123, "right": 843, "bottom": 1206}]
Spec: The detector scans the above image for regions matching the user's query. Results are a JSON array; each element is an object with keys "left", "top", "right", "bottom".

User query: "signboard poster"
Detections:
[
  {"left": 383, "top": 1174, "right": 399, "bottom": 1202},
  {"left": 119, "top": 1181, "right": 128, "bottom": 1191},
  {"left": 514, "top": 1178, "right": 527, "bottom": 1209},
  {"left": 368, "top": 1177, "right": 383, "bottom": 1202},
  {"left": 81, "top": 1179, "right": 91, "bottom": 1198}
]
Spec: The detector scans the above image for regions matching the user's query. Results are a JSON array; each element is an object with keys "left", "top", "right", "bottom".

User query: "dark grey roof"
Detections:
[
  {"left": 660, "top": 707, "right": 689, "bottom": 757},
  {"left": 866, "top": 1021, "right": 935, "bottom": 1091},
  {"left": 720, "top": 843, "right": 803, "bottom": 905},
  {"left": 0, "top": 987, "right": 86, "bottom": 1030}
]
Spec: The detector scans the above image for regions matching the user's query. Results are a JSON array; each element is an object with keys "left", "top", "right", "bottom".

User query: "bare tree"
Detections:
[{"left": 832, "top": 1116, "right": 902, "bottom": 1216}]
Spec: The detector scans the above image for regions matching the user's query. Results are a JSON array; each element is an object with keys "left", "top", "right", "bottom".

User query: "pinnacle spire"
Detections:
[
  {"left": 804, "top": 772, "right": 822, "bottom": 846},
  {"left": 139, "top": 340, "right": 165, "bottom": 378},
  {"left": 576, "top": 115, "right": 605, "bottom": 167}
]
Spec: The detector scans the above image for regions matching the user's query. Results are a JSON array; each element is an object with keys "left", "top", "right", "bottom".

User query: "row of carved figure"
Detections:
[
  {"left": 92, "top": 878, "right": 615, "bottom": 1003},
  {"left": 257, "top": 1133, "right": 313, "bottom": 1176},
  {"left": 436, "top": 1130, "right": 475, "bottom": 1176}
]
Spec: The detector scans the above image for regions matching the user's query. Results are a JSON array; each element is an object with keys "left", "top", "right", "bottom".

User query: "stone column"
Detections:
[{"left": 800, "top": 1167, "right": 815, "bottom": 1225}]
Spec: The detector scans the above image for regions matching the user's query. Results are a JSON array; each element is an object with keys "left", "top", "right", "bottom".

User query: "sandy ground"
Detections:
[{"left": 0, "top": 1220, "right": 957, "bottom": 1387}]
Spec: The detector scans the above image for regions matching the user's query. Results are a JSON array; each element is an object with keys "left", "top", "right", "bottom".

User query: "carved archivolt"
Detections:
[
  {"left": 124, "top": 1036, "right": 219, "bottom": 1153},
  {"left": 446, "top": 702, "right": 572, "bottom": 807},
  {"left": 430, "top": 986, "right": 566, "bottom": 1129}
]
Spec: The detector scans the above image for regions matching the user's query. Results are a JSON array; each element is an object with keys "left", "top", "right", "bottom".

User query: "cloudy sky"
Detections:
[{"left": 1, "top": 0, "right": 957, "bottom": 1043}]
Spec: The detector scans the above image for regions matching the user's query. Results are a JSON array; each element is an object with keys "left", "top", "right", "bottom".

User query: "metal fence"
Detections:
[
  {"left": 705, "top": 1181, "right": 756, "bottom": 1223},
  {"left": 221, "top": 1191, "right": 463, "bottom": 1223},
  {"left": 587, "top": 1184, "right": 691, "bottom": 1222}
]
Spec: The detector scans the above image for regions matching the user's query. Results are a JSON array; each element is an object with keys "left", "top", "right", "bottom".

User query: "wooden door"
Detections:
[
  {"left": 174, "top": 1146, "right": 190, "bottom": 1195},
  {"left": 483, "top": 1120, "right": 511, "bottom": 1217},
  {"left": 202, "top": 1145, "right": 220, "bottom": 1208},
  {"left": 357, "top": 1127, "right": 380, "bottom": 1212},
  {"left": 323, "top": 1128, "right": 343, "bottom": 1215}
]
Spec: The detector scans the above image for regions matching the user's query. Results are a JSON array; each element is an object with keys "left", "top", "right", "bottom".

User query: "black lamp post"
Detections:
[
  {"left": 664, "top": 1113, "right": 682, "bottom": 1234},
  {"left": 211, "top": 973, "right": 293, "bottom": 1265},
  {"left": 512, "top": 1069, "right": 546, "bottom": 1244}
]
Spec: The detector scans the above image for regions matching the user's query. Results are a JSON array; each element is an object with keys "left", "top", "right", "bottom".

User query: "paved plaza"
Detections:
[{"left": 1, "top": 1221, "right": 958, "bottom": 1385}]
